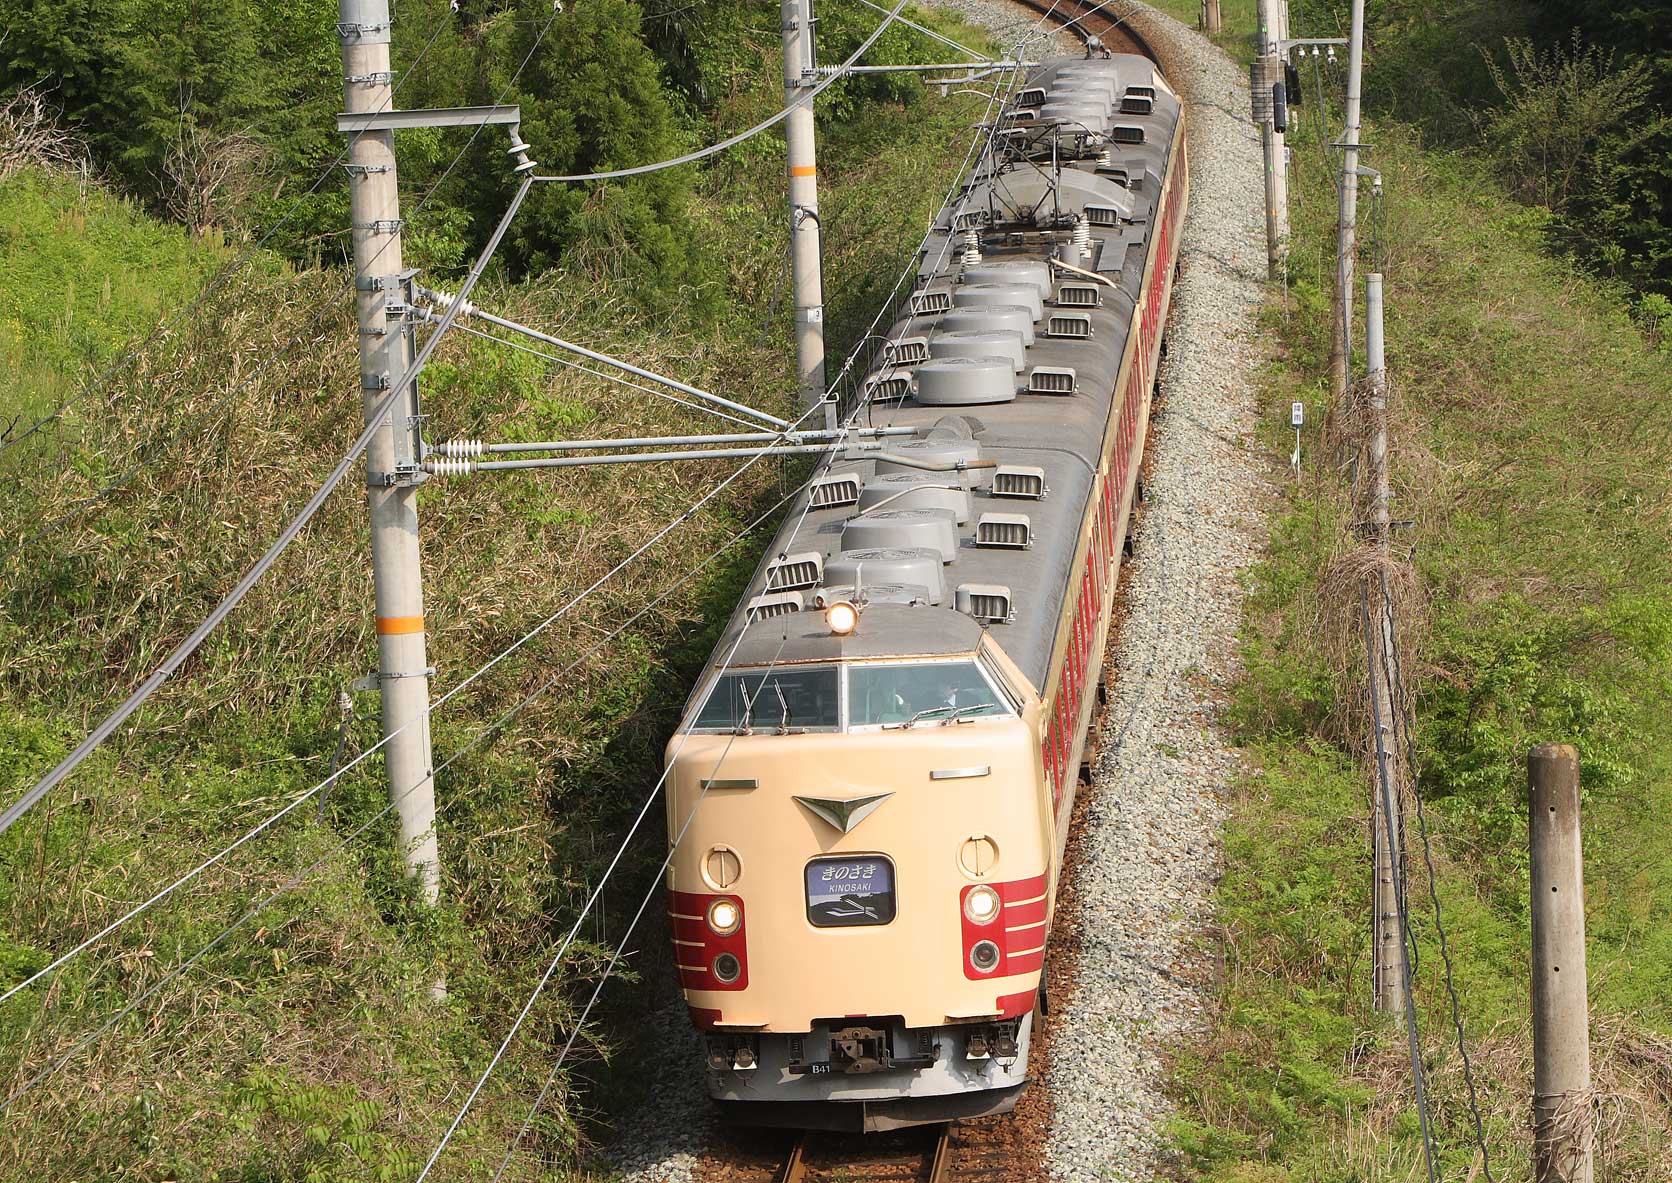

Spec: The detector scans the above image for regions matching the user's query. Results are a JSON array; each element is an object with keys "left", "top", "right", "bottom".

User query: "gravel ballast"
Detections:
[{"left": 1043, "top": 7, "right": 1270, "bottom": 1182}]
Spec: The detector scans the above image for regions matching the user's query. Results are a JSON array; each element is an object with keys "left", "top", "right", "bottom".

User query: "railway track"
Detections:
[
  {"left": 766, "top": 1122, "right": 1018, "bottom": 1183},
  {"left": 1011, "top": 0, "right": 1161, "bottom": 66}
]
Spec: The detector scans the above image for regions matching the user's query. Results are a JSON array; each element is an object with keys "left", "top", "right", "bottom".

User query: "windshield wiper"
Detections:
[{"left": 888, "top": 703, "right": 996, "bottom": 730}]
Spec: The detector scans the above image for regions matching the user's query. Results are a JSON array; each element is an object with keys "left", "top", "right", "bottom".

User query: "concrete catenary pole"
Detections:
[
  {"left": 1330, "top": 0, "right": 1366, "bottom": 403},
  {"left": 1529, "top": 743, "right": 1594, "bottom": 1183},
  {"left": 339, "top": 1, "right": 441, "bottom": 910},
  {"left": 1364, "top": 272, "right": 1404, "bottom": 1014},
  {"left": 782, "top": 0, "right": 830, "bottom": 429},
  {"left": 1256, "top": 0, "right": 1288, "bottom": 278}
]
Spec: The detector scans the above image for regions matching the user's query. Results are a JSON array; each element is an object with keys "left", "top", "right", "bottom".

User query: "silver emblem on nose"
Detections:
[{"left": 793, "top": 792, "right": 894, "bottom": 833}]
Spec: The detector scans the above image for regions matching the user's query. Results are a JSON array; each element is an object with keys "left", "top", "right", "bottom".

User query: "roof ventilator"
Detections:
[
  {"left": 991, "top": 465, "right": 1047, "bottom": 499},
  {"left": 809, "top": 472, "right": 863, "bottom": 509},
  {"left": 1084, "top": 203, "right": 1123, "bottom": 228},
  {"left": 1027, "top": 365, "right": 1078, "bottom": 395},
  {"left": 1125, "top": 85, "right": 1156, "bottom": 99},
  {"left": 957, "top": 584, "right": 1016, "bottom": 625},
  {"left": 885, "top": 336, "right": 930, "bottom": 366},
  {"left": 1003, "top": 109, "right": 1038, "bottom": 126},
  {"left": 976, "top": 513, "right": 1033, "bottom": 549},
  {"left": 1056, "top": 282, "right": 1101, "bottom": 308},
  {"left": 910, "top": 289, "right": 953, "bottom": 316},
  {"left": 864, "top": 370, "right": 913, "bottom": 403},
  {"left": 1046, "top": 311, "right": 1093, "bottom": 339},
  {"left": 1017, "top": 86, "right": 1047, "bottom": 108},
  {"left": 765, "top": 551, "right": 823, "bottom": 591},
  {"left": 748, "top": 592, "right": 802, "bottom": 619},
  {"left": 1108, "top": 125, "right": 1145, "bottom": 145},
  {"left": 1119, "top": 91, "right": 1154, "bottom": 115}
]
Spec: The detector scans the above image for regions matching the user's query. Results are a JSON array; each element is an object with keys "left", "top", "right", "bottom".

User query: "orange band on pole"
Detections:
[
  {"left": 790, "top": 164, "right": 817, "bottom": 177},
  {"left": 376, "top": 615, "right": 426, "bottom": 635}
]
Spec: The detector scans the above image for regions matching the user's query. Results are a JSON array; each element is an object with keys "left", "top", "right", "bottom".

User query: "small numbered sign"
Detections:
[{"left": 1290, "top": 401, "right": 1305, "bottom": 428}]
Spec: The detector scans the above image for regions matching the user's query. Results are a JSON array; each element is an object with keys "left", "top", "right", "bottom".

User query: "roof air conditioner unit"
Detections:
[
  {"left": 991, "top": 464, "right": 1047, "bottom": 499},
  {"left": 1056, "top": 283, "right": 1101, "bottom": 308},
  {"left": 1027, "top": 366, "right": 1078, "bottom": 395},
  {"left": 976, "top": 513, "right": 1032, "bottom": 549},
  {"left": 809, "top": 472, "right": 862, "bottom": 509},
  {"left": 765, "top": 551, "right": 823, "bottom": 591},
  {"left": 884, "top": 336, "right": 930, "bottom": 366},
  {"left": 910, "top": 289, "right": 953, "bottom": 315},
  {"left": 748, "top": 592, "right": 802, "bottom": 619},
  {"left": 957, "top": 583, "right": 1015, "bottom": 624},
  {"left": 864, "top": 370, "right": 913, "bottom": 402},
  {"left": 1045, "top": 312, "right": 1093, "bottom": 339}
]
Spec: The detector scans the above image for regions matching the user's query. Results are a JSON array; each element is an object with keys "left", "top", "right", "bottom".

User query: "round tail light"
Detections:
[
  {"left": 963, "top": 885, "right": 1000, "bottom": 925},
  {"left": 707, "top": 898, "right": 741, "bottom": 936},
  {"left": 969, "top": 940, "right": 1001, "bottom": 974},
  {"left": 713, "top": 952, "right": 742, "bottom": 983}
]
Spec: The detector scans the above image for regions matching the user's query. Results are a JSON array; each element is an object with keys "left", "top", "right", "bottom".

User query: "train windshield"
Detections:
[
  {"left": 847, "top": 660, "right": 1013, "bottom": 728},
  {"left": 690, "top": 667, "right": 840, "bottom": 732}
]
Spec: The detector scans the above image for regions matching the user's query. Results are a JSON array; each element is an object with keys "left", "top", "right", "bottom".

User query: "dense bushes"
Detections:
[{"left": 1287, "top": 0, "right": 1671, "bottom": 299}]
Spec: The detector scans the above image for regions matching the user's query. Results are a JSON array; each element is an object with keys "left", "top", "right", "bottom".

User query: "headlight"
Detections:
[
  {"left": 963, "top": 885, "right": 1001, "bottom": 925},
  {"left": 707, "top": 898, "right": 741, "bottom": 936},
  {"left": 825, "top": 600, "right": 859, "bottom": 636}
]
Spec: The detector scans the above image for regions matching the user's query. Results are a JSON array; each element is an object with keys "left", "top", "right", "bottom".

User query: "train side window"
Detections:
[
  {"left": 847, "top": 660, "right": 1014, "bottom": 728},
  {"left": 688, "top": 666, "right": 839, "bottom": 732}
]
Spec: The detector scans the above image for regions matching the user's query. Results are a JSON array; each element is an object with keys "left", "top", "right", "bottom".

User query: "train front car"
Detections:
[
  {"left": 663, "top": 49, "right": 1185, "bottom": 1132},
  {"left": 665, "top": 607, "right": 1050, "bottom": 1130}
]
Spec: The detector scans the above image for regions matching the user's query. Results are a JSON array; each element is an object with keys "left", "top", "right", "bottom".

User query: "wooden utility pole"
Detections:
[
  {"left": 1201, "top": 0, "right": 1221, "bottom": 34},
  {"left": 1364, "top": 272, "right": 1405, "bottom": 1014},
  {"left": 338, "top": 0, "right": 440, "bottom": 910},
  {"left": 1330, "top": 0, "right": 1365, "bottom": 403},
  {"left": 1530, "top": 743, "right": 1594, "bottom": 1183}
]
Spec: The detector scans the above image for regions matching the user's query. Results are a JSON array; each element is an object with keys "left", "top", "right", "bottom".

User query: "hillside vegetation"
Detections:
[
  {"left": 1165, "top": 5, "right": 1672, "bottom": 1182},
  {"left": 0, "top": 3, "right": 1007, "bottom": 1177}
]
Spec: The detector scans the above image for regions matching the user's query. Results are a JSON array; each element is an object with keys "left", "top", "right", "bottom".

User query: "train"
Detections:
[{"left": 662, "top": 46, "right": 1187, "bottom": 1132}]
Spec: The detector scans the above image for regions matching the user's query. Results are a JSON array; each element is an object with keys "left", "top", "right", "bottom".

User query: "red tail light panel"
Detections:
[
  {"left": 669, "top": 889, "right": 749, "bottom": 991},
  {"left": 960, "top": 872, "right": 1048, "bottom": 981}
]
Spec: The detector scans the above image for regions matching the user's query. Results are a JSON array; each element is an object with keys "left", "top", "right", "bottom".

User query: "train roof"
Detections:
[
  {"left": 725, "top": 603, "right": 984, "bottom": 667},
  {"left": 693, "top": 52, "right": 1181, "bottom": 707}
]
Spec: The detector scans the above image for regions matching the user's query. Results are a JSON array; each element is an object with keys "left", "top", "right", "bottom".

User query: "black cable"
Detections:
[{"left": 1382, "top": 569, "right": 1499, "bottom": 1183}]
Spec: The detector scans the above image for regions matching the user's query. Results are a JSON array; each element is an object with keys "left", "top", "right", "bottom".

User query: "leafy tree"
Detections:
[{"left": 479, "top": 0, "right": 710, "bottom": 307}]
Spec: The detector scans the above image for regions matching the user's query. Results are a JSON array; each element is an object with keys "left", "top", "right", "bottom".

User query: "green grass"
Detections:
[
  {"left": 0, "top": 170, "right": 245, "bottom": 437},
  {"left": 1169, "top": 11, "right": 1672, "bottom": 1183}
]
